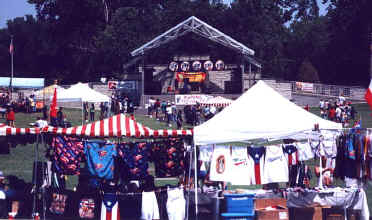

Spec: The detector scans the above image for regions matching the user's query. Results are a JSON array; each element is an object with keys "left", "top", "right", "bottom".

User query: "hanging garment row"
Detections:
[
  {"left": 198, "top": 139, "right": 336, "bottom": 187},
  {"left": 48, "top": 136, "right": 187, "bottom": 182}
]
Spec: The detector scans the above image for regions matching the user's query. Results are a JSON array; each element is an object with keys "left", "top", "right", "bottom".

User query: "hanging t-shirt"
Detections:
[
  {"left": 262, "top": 145, "right": 288, "bottom": 184},
  {"left": 230, "top": 146, "right": 251, "bottom": 185},
  {"left": 118, "top": 142, "right": 151, "bottom": 180},
  {"left": 151, "top": 140, "right": 185, "bottom": 178},
  {"left": 210, "top": 145, "right": 232, "bottom": 182},
  {"left": 101, "top": 193, "right": 120, "bottom": 220},
  {"left": 141, "top": 191, "right": 160, "bottom": 220},
  {"left": 283, "top": 144, "right": 299, "bottom": 166},
  {"left": 247, "top": 146, "right": 265, "bottom": 185},
  {"left": 167, "top": 188, "right": 186, "bottom": 220},
  {"left": 84, "top": 142, "right": 117, "bottom": 180},
  {"left": 296, "top": 140, "right": 315, "bottom": 161},
  {"left": 199, "top": 145, "right": 214, "bottom": 162},
  {"left": 52, "top": 136, "right": 84, "bottom": 175}
]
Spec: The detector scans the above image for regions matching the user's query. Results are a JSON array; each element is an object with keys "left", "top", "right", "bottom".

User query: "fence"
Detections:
[{"left": 291, "top": 81, "right": 365, "bottom": 100}]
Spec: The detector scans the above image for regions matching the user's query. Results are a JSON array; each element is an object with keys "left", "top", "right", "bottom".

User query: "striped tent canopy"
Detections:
[
  {"left": 44, "top": 114, "right": 193, "bottom": 138},
  {"left": 0, "top": 123, "right": 40, "bottom": 136},
  {"left": 200, "top": 96, "right": 233, "bottom": 107}
]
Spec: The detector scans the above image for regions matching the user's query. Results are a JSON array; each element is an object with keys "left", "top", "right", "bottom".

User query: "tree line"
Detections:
[{"left": 0, "top": 0, "right": 370, "bottom": 86}]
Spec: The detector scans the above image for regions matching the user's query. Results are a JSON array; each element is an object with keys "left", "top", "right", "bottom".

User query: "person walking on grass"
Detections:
[
  {"left": 176, "top": 110, "right": 183, "bottom": 129},
  {"left": 90, "top": 103, "right": 95, "bottom": 121},
  {"left": 6, "top": 108, "right": 14, "bottom": 127}
]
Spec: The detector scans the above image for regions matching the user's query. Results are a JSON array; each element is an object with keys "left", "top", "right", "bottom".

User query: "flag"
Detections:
[
  {"left": 101, "top": 193, "right": 120, "bottom": 220},
  {"left": 9, "top": 38, "right": 14, "bottom": 54},
  {"left": 50, "top": 88, "right": 57, "bottom": 118},
  {"left": 365, "top": 79, "right": 372, "bottom": 109}
]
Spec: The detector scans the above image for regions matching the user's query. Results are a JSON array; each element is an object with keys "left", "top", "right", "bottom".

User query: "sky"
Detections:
[{"left": 0, "top": 0, "right": 329, "bottom": 28}]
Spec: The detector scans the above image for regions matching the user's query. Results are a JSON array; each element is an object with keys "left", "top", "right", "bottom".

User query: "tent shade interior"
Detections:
[
  {"left": 53, "top": 82, "right": 110, "bottom": 103},
  {"left": 194, "top": 80, "right": 342, "bottom": 145},
  {"left": 0, "top": 77, "right": 44, "bottom": 89}
]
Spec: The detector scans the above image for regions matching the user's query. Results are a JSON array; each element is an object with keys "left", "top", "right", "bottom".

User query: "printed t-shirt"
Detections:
[
  {"left": 209, "top": 145, "right": 232, "bottom": 182},
  {"left": 52, "top": 136, "right": 84, "bottom": 175},
  {"left": 118, "top": 142, "right": 150, "bottom": 180},
  {"left": 151, "top": 140, "right": 185, "bottom": 178},
  {"left": 247, "top": 146, "right": 265, "bottom": 185},
  {"left": 283, "top": 144, "right": 299, "bottom": 166},
  {"left": 85, "top": 142, "right": 117, "bottom": 180},
  {"left": 230, "top": 146, "right": 251, "bottom": 185},
  {"left": 262, "top": 145, "right": 288, "bottom": 184}
]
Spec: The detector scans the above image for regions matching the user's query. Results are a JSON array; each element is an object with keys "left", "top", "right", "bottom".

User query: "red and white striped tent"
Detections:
[
  {"left": 0, "top": 123, "right": 41, "bottom": 136},
  {"left": 44, "top": 114, "right": 193, "bottom": 138},
  {"left": 199, "top": 96, "right": 233, "bottom": 107}
]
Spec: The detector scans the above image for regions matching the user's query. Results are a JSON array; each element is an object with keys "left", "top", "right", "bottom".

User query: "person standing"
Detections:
[
  {"left": 166, "top": 103, "right": 173, "bottom": 127},
  {"left": 57, "top": 107, "right": 64, "bottom": 127},
  {"left": 90, "top": 104, "right": 95, "bottom": 121},
  {"left": 6, "top": 108, "right": 15, "bottom": 127},
  {"left": 176, "top": 110, "right": 183, "bottom": 129}
]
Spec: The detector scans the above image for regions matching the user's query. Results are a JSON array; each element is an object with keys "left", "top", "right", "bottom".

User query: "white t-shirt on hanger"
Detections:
[{"left": 262, "top": 145, "right": 289, "bottom": 184}]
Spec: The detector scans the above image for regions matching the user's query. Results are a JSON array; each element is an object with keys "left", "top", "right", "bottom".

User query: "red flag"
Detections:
[
  {"left": 9, "top": 38, "right": 14, "bottom": 54},
  {"left": 50, "top": 88, "right": 57, "bottom": 118},
  {"left": 365, "top": 79, "right": 372, "bottom": 110}
]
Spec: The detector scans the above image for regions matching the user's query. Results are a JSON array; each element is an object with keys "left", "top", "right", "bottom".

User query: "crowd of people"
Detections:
[
  {"left": 146, "top": 97, "right": 222, "bottom": 129},
  {"left": 318, "top": 94, "right": 357, "bottom": 127}
]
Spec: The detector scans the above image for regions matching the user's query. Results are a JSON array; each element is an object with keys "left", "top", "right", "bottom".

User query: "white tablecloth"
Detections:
[{"left": 286, "top": 188, "right": 369, "bottom": 220}]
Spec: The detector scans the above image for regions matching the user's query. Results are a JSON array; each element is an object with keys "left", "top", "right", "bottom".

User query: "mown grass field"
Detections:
[{"left": 0, "top": 103, "right": 371, "bottom": 210}]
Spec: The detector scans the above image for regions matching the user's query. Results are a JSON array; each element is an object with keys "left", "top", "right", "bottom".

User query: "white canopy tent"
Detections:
[
  {"left": 194, "top": 80, "right": 342, "bottom": 145},
  {"left": 34, "top": 84, "right": 66, "bottom": 100},
  {"left": 53, "top": 83, "right": 110, "bottom": 103},
  {"left": 51, "top": 83, "right": 110, "bottom": 125}
]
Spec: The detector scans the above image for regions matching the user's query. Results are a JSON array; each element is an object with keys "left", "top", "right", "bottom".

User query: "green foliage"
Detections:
[
  {"left": 297, "top": 58, "right": 320, "bottom": 82},
  {"left": 0, "top": 0, "right": 367, "bottom": 85}
]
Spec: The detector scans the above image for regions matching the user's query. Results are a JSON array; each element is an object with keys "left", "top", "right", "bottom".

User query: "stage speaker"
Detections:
[{"left": 32, "top": 161, "right": 47, "bottom": 188}]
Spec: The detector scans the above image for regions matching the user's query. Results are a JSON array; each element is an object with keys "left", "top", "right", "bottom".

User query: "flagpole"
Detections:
[{"left": 10, "top": 35, "right": 14, "bottom": 101}]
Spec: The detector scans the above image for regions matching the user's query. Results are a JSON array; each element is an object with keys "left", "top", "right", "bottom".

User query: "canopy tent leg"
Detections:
[
  {"left": 194, "top": 143, "right": 198, "bottom": 219},
  {"left": 81, "top": 101, "right": 84, "bottom": 125},
  {"left": 32, "top": 134, "right": 40, "bottom": 218},
  {"left": 186, "top": 141, "right": 193, "bottom": 220}
]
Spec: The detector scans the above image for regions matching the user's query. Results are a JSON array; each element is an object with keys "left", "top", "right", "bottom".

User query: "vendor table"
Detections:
[{"left": 285, "top": 187, "right": 369, "bottom": 220}]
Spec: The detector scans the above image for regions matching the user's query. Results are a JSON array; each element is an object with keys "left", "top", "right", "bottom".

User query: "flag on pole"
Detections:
[
  {"left": 50, "top": 88, "right": 57, "bottom": 119},
  {"left": 9, "top": 38, "right": 14, "bottom": 54},
  {"left": 365, "top": 79, "right": 372, "bottom": 109}
]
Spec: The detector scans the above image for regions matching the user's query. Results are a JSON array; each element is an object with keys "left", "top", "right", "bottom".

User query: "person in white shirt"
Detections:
[
  {"left": 166, "top": 103, "right": 173, "bottom": 127},
  {"left": 35, "top": 117, "right": 48, "bottom": 128},
  {"left": 319, "top": 99, "right": 324, "bottom": 110},
  {"left": 335, "top": 106, "right": 342, "bottom": 122},
  {"left": 339, "top": 94, "right": 346, "bottom": 105}
]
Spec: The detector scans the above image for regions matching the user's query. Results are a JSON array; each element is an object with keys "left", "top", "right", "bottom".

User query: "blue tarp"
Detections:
[{"left": 0, "top": 77, "right": 45, "bottom": 88}]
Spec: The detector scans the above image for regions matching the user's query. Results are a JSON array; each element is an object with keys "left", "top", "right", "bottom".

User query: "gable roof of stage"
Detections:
[{"left": 131, "top": 16, "right": 255, "bottom": 57}]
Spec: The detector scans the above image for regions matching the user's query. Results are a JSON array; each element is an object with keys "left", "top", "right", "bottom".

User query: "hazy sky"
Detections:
[{"left": 0, "top": 0, "right": 329, "bottom": 28}]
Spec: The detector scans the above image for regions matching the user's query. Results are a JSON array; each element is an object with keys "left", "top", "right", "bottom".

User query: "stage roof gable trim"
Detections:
[{"left": 131, "top": 16, "right": 255, "bottom": 57}]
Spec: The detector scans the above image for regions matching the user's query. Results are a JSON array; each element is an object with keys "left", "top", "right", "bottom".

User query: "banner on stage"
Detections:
[{"left": 175, "top": 94, "right": 213, "bottom": 105}]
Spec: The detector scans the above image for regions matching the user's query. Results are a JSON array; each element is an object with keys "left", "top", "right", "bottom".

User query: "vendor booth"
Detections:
[{"left": 191, "top": 80, "right": 369, "bottom": 220}]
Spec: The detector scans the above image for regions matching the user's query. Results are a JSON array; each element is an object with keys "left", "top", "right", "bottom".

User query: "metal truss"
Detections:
[{"left": 131, "top": 16, "right": 255, "bottom": 57}]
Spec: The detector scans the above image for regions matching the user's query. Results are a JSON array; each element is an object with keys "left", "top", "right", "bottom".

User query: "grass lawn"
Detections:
[{"left": 0, "top": 103, "right": 371, "bottom": 210}]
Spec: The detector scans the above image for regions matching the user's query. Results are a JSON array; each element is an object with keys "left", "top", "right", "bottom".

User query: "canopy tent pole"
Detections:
[
  {"left": 81, "top": 101, "right": 84, "bottom": 125},
  {"left": 186, "top": 141, "right": 193, "bottom": 220},
  {"left": 32, "top": 134, "right": 40, "bottom": 217},
  {"left": 194, "top": 143, "right": 198, "bottom": 218}
]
